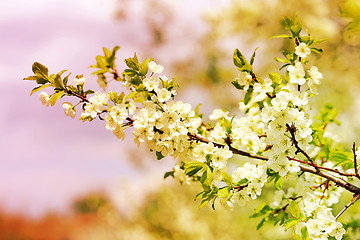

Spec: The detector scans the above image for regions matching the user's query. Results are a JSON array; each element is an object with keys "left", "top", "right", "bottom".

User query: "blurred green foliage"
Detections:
[{"left": 73, "top": 183, "right": 293, "bottom": 240}]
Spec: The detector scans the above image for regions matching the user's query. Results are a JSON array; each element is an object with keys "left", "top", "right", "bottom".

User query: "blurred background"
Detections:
[{"left": 3, "top": 0, "right": 360, "bottom": 239}]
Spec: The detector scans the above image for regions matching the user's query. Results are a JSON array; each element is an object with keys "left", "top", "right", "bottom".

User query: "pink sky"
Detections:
[{"left": 0, "top": 0, "right": 225, "bottom": 217}]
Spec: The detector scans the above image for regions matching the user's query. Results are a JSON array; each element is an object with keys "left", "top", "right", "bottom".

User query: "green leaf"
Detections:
[
  {"left": 235, "top": 178, "right": 248, "bottom": 185},
  {"left": 200, "top": 167, "right": 213, "bottom": 188},
  {"left": 54, "top": 74, "right": 63, "bottom": 89},
  {"left": 85, "top": 89, "right": 95, "bottom": 95},
  {"left": 330, "top": 151, "right": 349, "bottom": 163},
  {"left": 184, "top": 161, "right": 205, "bottom": 176},
  {"left": 62, "top": 73, "right": 71, "bottom": 87},
  {"left": 140, "top": 58, "right": 152, "bottom": 76},
  {"left": 32, "top": 62, "right": 49, "bottom": 78},
  {"left": 299, "top": 35, "right": 310, "bottom": 44},
  {"left": 30, "top": 84, "right": 49, "bottom": 96},
  {"left": 107, "top": 46, "right": 120, "bottom": 69},
  {"left": 125, "top": 91, "right": 138, "bottom": 100},
  {"left": 218, "top": 187, "right": 230, "bottom": 198},
  {"left": 49, "top": 91, "right": 64, "bottom": 106},
  {"left": 271, "top": 34, "right": 293, "bottom": 39},
  {"left": 30, "top": 62, "right": 50, "bottom": 84},
  {"left": 57, "top": 69, "right": 68, "bottom": 77},
  {"left": 281, "top": 16, "right": 294, "bottom": 30},
  {"left": 95, "top": 55, "right": 108, "bottom": 69},
  {"left": 301, "top": 226, "right": 309, "bottom": 240},
  {"left": 244, "top": 85, "right": 254, "bottom": 105},
  {"left": 124, "top": 53, "right": 140, "bottom": 71},
  {"left": 163, "top": 171, "right": 174, "bottom": 179},
  {"left": 199, "top": 198, "right": 211, "bottom": 208},
  {"left": 310, "top": 47, "right": 323, "bottom": 54},
  {"left": 274, "top": 175, "right": 283, "bottom": 190},
  {"left": 250, "top": 47, "right": 259, "bottom": 65},
  {"left": 231, "top": 80, "right": 244, "bottom": 90},
  {"left": 196, "top": 191, "right": 207, "bottom": 200},
  {"left": 290, "top": 24, "right": 302, "bottom": 36},
  {"left": 250, "top": 204, "right": 271, "bottom": 218},
  {"left": 233, "top": 49, "right": 252, "bottom": 71},
  {"left": 103, "top": 47, "right": 112, "bottom": 58},
  {"left": 257, "top": 218, "right": 267, "bottom": 230},
  {"left": 219, "top": 118, "right": 232, "bottom": 134},
  {"left": 222, "top": 171, "right": 233, "bottom": 186},
  {"left": 284, "top": 218, "right": 299, "bottom": 230},
  {"left": 123, "top": 69, "right": 138, "bottom": 77},
  {"left": 268, "top": 72, "right": 282, "bottom": 84},
  {"left": 23, "top": 76, "right": 37, "bottom": 81},
  {"left": 289, "top": 201, "right": 301, "bottom": 219},
  {"left": 194, "top": 103, "right": 202, "bottom": 118},
  {"left": 274, "top": 57, "right": 289, "bottom": 63},
  {"left": 156, "top": 151, "right": 165, "bottom": 160}
]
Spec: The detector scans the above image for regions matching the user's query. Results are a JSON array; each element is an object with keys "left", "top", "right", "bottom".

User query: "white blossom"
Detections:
[
  {"left": 73, "top": 76, "right": 87, "bottom": 85},
  {"left": 39, "top": 92, "right": 50, "bottom": 107},
  {"left": 288, "top": 62, "right": 306, "bottom": 85},
  {"left": 62, "top": 102, "right": 76, "bottom": 118},
  {"left": 295, "top": 42, "right": 311, "bottom": 58},
  {"left": 148, "top": 61, "right": 164, "bottom": 73}
]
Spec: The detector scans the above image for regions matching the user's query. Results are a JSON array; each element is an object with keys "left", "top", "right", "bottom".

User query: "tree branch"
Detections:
[
  {"left": 352, "top": 142, "right": 360, "bottom": 179},
  {"left": 335, "top": 193, "right": 360, "bottom": 220},
  {"left": 187, "top": 132, "right": 360, "bottom": 195}
]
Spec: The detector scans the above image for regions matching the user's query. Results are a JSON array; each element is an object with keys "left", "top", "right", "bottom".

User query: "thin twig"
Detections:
[
  {"left": 187, "top": 132, "right": 360, "bottom": 195},
  {"left": 286, "top": 123, "right": 314, "bottom": 163},
  {"left": 65, "top": 89, "right": 89, "bottom": 102},
  {"left": 335, "top": 194, "right": 360, "bottom": 220},
  {"left": 287, "top": 157, "right": 356, "bottom": 177},
  {"left": 353, "top": 142, "right": 360, "bottom": 179}
]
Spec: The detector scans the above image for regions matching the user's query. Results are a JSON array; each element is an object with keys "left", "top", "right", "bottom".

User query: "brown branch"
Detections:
[
  {"left": 187, "top": 132, "right": 360, "bottom": 195},
  {"left": 187, "top": 133, "right": 268, "bottom": 161},
  {"left": 335, "top": 193, "right": 360, "bottom": 220},
  {"left": 286, "top": 123, "right": 313, "bottom": 163},
  {"left": 353, "top": 142, "right": 360, "bottom": 179},
  {"left": 64, "top": 89, "right": 89, "bottom": 103},
  {"left": 287, "top": 157, "right": 356, "bottom": 177}
]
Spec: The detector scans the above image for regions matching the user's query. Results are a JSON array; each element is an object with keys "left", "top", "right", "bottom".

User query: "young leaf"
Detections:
[
  {"left": 231, "top": 80, "right": 244, "bottom": 90},
  {"left": 200, "top": 167, "right": 213, "bottom": 188},
  {"left": 244, "top": 85, "right": 254, "bottom": 105},
  {"left": 222, "top": 171, "right": 233, "bottom": 186},
  {"left": 301, "top": 226, "right": 309, "bottom": 240},
  {"left": 140, "top": 58, "right": 152, "bottom": 76},
  {"left": 163, "top": 171, "right": 174, "bottom": 179},
  {"left": 290, "top": 24, "right": 302, "bottom": 36},
  {"left": 281, "top": 16, "right": 294, "bottom": 30},
  {"left": 310, "top": 47, "right": 323, "bottom": 54},
  {"left": 289, "top": 201, "right": 301, "bottom": 219},
  {"left": 274, "top": 57, "right": 289, "bottom": 63},
  {"left": 256, "top": 218, "right": 267, "bottom": 230},
  {"left": 54, "top": 74, "right": 64, "bottom": 89},
  {"left": 217, "top": 186, "right": 230, "bottom": 198},
  {"left": 124, "top": 53, "right": 140, "bottom": 71},
  {"left": 184, "top": 161, "right": 205, "bottom": 176},
  {"left": 250, "top": 204, "right": 271, "bottom": 218},
  {"left": 156, "top": 151, "right": 165, "bottom": 160},
  {"left": 274, "top": 175, "right": 283, "bottom": 190},
  {"left": 23, "top": 76, "right": 37, "bottom": 81},
  {"left": 271, "top": 34, "right": 293, "bottom": 39},
  {"left": 233, "top": 49, "right": 252, "bottom": 71},
  {"left": 250, "top": 47, "right": 259, "bottom": 65},
  {"left": 30, "top": 85, "right": 49, "bottom": 96},
  {"left": 49, "top": 91, "right": 64, "bottom": 106},
  {"left": 32, "top": 62, "right": 49, "bottom": 78},
  {"left": 284, "top": 218, "right": 299, "bottom": 230}
]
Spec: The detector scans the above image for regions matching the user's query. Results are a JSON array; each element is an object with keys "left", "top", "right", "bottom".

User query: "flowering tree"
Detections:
[{"left": 25, "top": 16, "right": 360, "bottom": 239}]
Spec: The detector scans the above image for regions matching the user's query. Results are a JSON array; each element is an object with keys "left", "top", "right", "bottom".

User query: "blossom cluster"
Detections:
[{"left": 28, "top": 22, "right": 354, "bottom": 239}]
